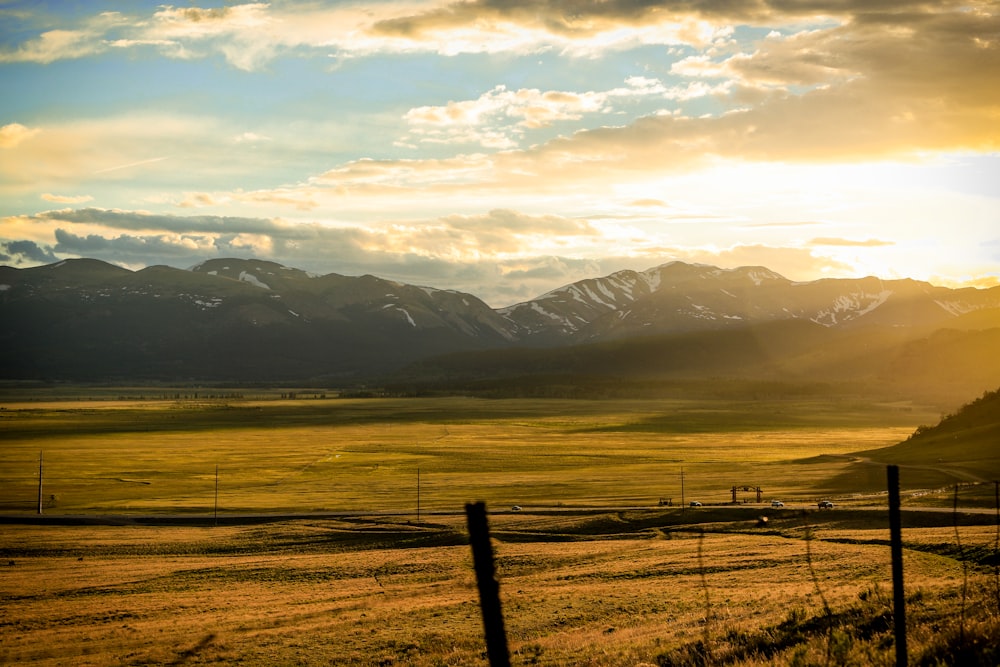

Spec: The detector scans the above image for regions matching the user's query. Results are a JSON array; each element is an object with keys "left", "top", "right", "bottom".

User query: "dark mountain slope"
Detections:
[
  {"left": 389, "top": 320, "right": 1000, "bottom": 404},
  {"left": 2, "top": 257, "right": 998, "bottom": 388},
  {"left": 0, "top": 258, "right": 515, "bottom": 381},
  {"left": 854, "top": 388, "right": 1000, "bottom": 484}
]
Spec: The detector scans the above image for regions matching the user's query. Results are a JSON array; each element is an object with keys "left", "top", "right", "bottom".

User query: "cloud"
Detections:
[
  {"left": 0, "top": 28, "right": 104, "bottom": 64},
  {"left": 30, "top": 206, "right": 599, "bottom": 266},
  {"left": 6, "top": 207, "right": 610, "bottom": 303},
  {"left": 5, "top": 204, "right": 871, "bottom": 305},
  {"left": 369, "top": 0, "right": 739, "bottom": 55},
  {"left": 0, "top": 0, "right": 797, "bottom": 69},
  {"left": 0, "top": 123, "right": 40, "bottom": 148},
  {"left": 41, "top": 193, "right": 94, "bottom": 204},
  {"left": 629, "top": 199, "right": 670, "bottom": 208},
  {"left": 0, "top": 239, "right": 60, "bottom": 266},
  {"left": 809, "top": 237, "right": 894, "bottom": 247},
  {"left": 0, "top": 11, "right": 128, "bottom": 64},
  {"left": 0, "top": 113, "right": 256, "bottom": 196},
  {"left": 401, "top": 77, "right": 679, "bottom": 148},
  {"left": 37, "top": 208, "right": 285, "bottom": 235}
]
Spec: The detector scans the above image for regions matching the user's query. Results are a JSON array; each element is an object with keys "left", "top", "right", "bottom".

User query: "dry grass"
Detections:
[
  {"left": 2, "top": 394, "right": 993, "bottom": 665},
  {"left": 2, "top": 509, "right": 997, "bottom": 666},
  {"left": 0, "top": 395, "right": 933, "bottom": 514}
]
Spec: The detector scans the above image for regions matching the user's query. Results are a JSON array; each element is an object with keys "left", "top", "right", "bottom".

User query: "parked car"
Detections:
[
  {"left": 511, "top": 505, "right": 522, "bottom": 512},
  {"left": 689, "top": 501, "right": 702, "bottom": 507},
  {"left": 770, "top": 500, "right": 784, "bottom": 508},
  {"left": 818, "top": 500, "right": 834, "bottom": 509}
]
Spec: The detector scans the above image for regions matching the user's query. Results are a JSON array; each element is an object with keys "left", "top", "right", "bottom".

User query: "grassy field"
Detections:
[
  {"left": 2, "top": 510, "right": 998, "bottom": 665},
  {"left": 2, "top": 393, "right": 998, "bottom": 665},
  {"left": 0, "top": 394, "right": 942, "bottom": 515}
]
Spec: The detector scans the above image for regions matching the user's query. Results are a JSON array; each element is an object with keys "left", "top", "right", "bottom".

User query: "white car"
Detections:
[
  {"left": 771, "top": 500, "right": 784, "bottom": 508},
  {"left": 689, "top": 501, "right": 702, "bottom": 507}
]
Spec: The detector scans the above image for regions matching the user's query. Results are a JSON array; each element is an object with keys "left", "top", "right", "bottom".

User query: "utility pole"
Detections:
[
  {"left": 37, "top": 451, "right": 43, "bottom": 514},
  {"left": 214, "top": 464, "right": 219, "bottom": 526},
  {"left": 417, "top": 467, "right": 421, "bottom": 522},
  {"left": 680, "top": 467, "right": 685, "bottom": 510}
]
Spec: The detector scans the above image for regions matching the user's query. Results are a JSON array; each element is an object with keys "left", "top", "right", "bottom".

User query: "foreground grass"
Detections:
[{"left": 1, "top": 510, "right": 998, "bottom": 666}]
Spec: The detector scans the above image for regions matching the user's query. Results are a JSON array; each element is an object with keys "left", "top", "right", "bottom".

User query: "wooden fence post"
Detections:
[
  {"left": 465, "top": 501, "right": 511, "bottom": 667},
  {"left": 887, "top": 465, "right": 908, "bottom": 666},
  {"left": 37, "top": 451, "right": 43, "bottom": 515}
]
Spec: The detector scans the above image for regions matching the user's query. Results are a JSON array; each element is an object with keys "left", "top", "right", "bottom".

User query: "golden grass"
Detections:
[
  {"left": 2, "top": 512, "right": 995, "bottom": 666},
  {"left": 0, "top": 396, "right": 933, "bottom": 514},
  {"left": 2, "top": 394, "right": 994, "bottom": 665}
]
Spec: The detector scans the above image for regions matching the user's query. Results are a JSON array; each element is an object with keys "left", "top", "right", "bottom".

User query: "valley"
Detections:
[{"left": 2, "top": 390, "right": 998, "bottom": 665}]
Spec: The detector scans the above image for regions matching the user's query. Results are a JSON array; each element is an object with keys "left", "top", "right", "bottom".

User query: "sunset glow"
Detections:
[{"left": 1, "top": 0, "right": 998, "bottom": 305}]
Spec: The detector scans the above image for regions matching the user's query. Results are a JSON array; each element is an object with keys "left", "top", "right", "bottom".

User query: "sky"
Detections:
[{"left": 1, "top": 0, "right": 998, "bottom": 307}]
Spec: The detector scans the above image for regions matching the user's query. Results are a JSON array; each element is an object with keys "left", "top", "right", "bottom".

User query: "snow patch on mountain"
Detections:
[
  {"left": 530, "top": 302, "right": 575, "bottom": 328},
  {"left": 811, "top": 290, "right": 893, "bottom": 326},
  {"left": 935, "top": 299, "right": 977, "bottom": 316},
  {"left": 239, "top": 271, "right": 270, "bottom": 290},
  {"left": 398, "top": 308, "right": 415, "bottom": 327},
  {"left": 639, "top": 268, "right": 662, "bottom": 291},
  {"left": 579, "top": 283, "right": 616, "bottom": 309}
]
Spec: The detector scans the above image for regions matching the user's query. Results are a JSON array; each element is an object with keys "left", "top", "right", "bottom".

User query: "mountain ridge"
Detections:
[{"left": 2, "top": 257, "right": 999, "bottom": 395}]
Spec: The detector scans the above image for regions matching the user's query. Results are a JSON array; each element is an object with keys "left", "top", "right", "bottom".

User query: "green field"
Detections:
[
  {"left": 0, "top": 394, "right": 942, "bottom": 515},
  {"left": 2, "top": 393, "right": 999, "bottom": 665}
]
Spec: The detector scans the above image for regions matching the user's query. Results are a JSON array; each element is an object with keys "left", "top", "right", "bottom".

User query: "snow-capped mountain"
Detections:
[
  {"left": 1, "top": 257, "right": 998, "bottom": 383},
  {"left": 499, "top": 262, "right": 1000, "bottom": 343},
  {"left": 0, "top": 258, "right": 515, "bottom": 381}
]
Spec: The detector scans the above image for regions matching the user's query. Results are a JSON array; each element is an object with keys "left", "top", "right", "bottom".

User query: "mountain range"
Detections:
[{"left": 2, "top": 258, "right": 999, "bottom": 401}]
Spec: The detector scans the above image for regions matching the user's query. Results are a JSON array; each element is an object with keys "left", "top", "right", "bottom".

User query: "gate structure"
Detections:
[{"left": 731, "top": 484, "right": 762, "bottom": 503}]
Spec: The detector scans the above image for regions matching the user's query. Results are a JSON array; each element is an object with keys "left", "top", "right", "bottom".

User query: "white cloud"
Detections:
[
  {"left": 0, "top": 123, "right": 40, "bottom": 148},
  {"left": 41, "top": 193, "right": 94, "bottom": 204},
  {"left": 401, "top": 77, "right": 675, "bottom": 148}
]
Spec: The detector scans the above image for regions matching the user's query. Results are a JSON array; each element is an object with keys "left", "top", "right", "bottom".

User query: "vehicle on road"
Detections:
[
  {"left": 771, "top": 500, "right": 784, "bottom": 508},
  {"left": 818, "top": 500, "right": 834, "bottom": 509},
  {"left": 689, "top": 501, "right": 702, "bottom": 507}
]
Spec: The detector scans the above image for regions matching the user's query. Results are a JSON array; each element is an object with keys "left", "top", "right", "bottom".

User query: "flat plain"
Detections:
[
  {"left": 0, "top": 393, "right": 938, "bottom": 514},
  {"left": 1, "top": 393, "right": 998, "bottom": 665}
]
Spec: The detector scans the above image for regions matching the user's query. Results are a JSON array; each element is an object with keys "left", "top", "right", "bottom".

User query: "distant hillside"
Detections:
[
  {"left": 389, "top": 321, "right": 1000, "bottom": 404},
  {"left": 854, "top": 388, "right": 1000, "bottom": 486},
  {"left": 1, "top": 257, "right": 999, "bottom": 392}
]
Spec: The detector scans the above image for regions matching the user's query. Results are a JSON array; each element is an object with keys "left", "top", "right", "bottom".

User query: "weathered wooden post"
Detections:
[
  {"left": 887, "top": 465, "right": 908, "bottom": 666},
  {"left": 37, "top": 451, "right": 43, "bottom": 515},
  {"left": 465, "top": 501, "right": 510, "bottom": 667}
]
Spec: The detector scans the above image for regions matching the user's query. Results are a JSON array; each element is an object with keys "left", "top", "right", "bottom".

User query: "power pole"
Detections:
[
  {"left": 680, "top": 467, "right": 685, "bottom": 510},
  {"left": 214, "top": 464, "right": 219, "bottom": 526},
  {"left": 37, "top": 451, "right": 43, "bottom": 514},
  {"left": 417, "top": 467, "right": 421, "bottom": 522}
]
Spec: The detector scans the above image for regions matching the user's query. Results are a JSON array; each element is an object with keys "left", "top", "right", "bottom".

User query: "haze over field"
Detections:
[{"left": 1, "top": 0, "right": 999, "bottom": 306}]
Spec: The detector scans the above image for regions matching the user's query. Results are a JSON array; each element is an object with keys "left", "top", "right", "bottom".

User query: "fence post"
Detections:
[
  {"left": 887, "top": 464, "right": 908, "bottom": 666},
  {"left": 37, "top": 451, "right": 43, "bottom": 515},
  {"left": 465, "top": 501, "right": 511, "bottom": 667}
]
